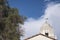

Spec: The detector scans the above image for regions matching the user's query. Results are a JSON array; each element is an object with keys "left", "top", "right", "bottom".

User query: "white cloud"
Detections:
[
  {"left": 22, "top": 2, "right": 60, "bottom": 40},
  {"left": 44, "top": 3, "right": 60, "bottom": 40},
  {"left": 23, "top": 18, "right": 45, "bottom": 38},
  {"left": 45, "top": 3, "right": 60, "bottom": 17}
]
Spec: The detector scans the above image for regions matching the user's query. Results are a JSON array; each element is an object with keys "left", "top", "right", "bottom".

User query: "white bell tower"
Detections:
[{"left": 40, "top": 18, "right": 57, "bottom": 39}]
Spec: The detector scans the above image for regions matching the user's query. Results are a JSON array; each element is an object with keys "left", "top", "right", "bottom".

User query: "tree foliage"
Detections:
[{"left": 0, "top": 0, "right": 26, "bottom": 40}]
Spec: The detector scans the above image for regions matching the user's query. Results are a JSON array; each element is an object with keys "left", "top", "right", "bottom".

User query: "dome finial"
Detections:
[
  {"left": 46, "top": 18, "right": 48, "bottom": 20},
  {"left": 45, "top": 18, "right": 48, "bottom": 23}
]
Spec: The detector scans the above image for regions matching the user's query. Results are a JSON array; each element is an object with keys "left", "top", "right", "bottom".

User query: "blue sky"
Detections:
[
  {"left": 8, "top": 0, "right": 47, "bottom": 18},
  {"left": 8, "top": 0, "right": 60, "bottom": 40},
  {"left": 8, "top": 0, "right": 60, "bottom": 18}
]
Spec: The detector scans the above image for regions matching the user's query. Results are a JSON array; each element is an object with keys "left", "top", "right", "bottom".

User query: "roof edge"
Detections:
[{"left": 24, "top": 33, "right": 56, "bottom": 40}]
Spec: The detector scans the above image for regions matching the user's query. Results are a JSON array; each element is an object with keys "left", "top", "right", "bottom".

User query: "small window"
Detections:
[{"left": 45, "top": 33, "right": 48, "bottom": 36}]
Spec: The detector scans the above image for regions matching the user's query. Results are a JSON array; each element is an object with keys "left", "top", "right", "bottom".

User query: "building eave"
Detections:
[{"left": 24, "top": 33, "right": 56, "bottom": 40}]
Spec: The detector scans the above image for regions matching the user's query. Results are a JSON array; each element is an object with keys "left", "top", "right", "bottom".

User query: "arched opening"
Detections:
[{"left": 45, "top": 32, "right": 48, "bottom": 36}]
